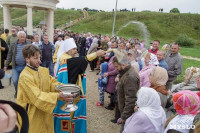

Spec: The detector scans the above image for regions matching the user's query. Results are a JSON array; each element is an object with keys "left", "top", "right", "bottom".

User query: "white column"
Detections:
[
  {"left": 47, "top": 9, "right": 54, "bottom": 43},
  {"left": 3, "top": 4, "right": 12, "bottom": 31},
  {"left": 27, "top": 5, "right": 33, "bottom": 35}
]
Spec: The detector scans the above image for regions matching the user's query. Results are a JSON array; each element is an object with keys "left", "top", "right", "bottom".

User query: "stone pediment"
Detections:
[{"left": 0, "top": 0, "right": 59, "bottom": 10}]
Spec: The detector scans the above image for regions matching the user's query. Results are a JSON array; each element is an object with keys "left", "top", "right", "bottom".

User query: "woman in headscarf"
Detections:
[
  {"left": 139, "top": 52, "right": 159, "bottom": 87},
  {"left": 104, "top": 55, "right": 119, "bottom": 110},
  {"left": 171, "top": 67, "right": 200, "bottom": 93},
  {"left": 164, "top": 90, "right": 200, "bottom": 133},
  {"left": 123, "top": 87, "right": 166, "bottom": 133},
  {"left": 166, "top": 67, "right": 200, "bottom": 114},
  {"left": 149, "top": 66, "right": 168, "bottom": 108}
]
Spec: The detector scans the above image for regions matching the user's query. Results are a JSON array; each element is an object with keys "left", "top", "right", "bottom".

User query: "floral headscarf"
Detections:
[
  {"left": 173, "top": 90, "right": 200, "bottom": 115},
  {"left": 184, "top": 67, "right": 200, "bottom": 84},
  {"left": 162, "top": 44, "right": 170, "bottom": 51}
]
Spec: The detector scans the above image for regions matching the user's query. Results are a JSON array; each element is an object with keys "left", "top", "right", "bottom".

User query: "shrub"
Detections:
[
  {"left": 170, "top": 8, "right": 180, "bottom": 13},
  {"left": 176, "top": 34, "right": 197, "bottom": 47}
]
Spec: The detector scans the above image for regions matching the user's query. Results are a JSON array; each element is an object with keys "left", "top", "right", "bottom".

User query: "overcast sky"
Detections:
[{"left": 57, "top": 0, "right": 200, "bottom": 13}]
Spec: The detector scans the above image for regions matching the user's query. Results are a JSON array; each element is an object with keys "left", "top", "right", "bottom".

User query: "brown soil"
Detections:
[{"left": 0, "top": 68, "right": 120, "bottom": 133}]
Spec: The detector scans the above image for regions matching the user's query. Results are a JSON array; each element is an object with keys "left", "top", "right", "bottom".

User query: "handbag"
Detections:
[{"left": 102, "top": 77, "right": 108, "bottom": 85}]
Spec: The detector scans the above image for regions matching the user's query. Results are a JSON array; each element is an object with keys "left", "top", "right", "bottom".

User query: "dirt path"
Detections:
[
  {"left": 182, "top": 55, "right": 200, "bottom": 61},
  {"left": 0, "top": 68, "right": 120, "bottom": 133},
  {"left": 61, "top": 9, "right": 89, "bottom": 30}
]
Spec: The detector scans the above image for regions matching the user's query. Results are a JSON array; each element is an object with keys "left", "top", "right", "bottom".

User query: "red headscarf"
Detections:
[{"left": 173, "top": 90, "right": 200, "bottom": 115}]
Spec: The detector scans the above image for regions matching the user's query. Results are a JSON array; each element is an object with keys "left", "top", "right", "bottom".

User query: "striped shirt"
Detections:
[{"left": 15, "top": 42, "right": 26, "bottom": 66}]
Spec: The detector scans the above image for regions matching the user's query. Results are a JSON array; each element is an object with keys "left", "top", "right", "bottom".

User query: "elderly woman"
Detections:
[
  {"left": 164, "top": 90, "right": 200, "bottom": 133},
  {"left": 150, "top": 66, "right": 168, "bottom": 108},
  {"left": 171, "top": 67, "right": 200, "bottom": 93},
  {"left": 123, "top": 87, "right": 166, "bottom": 133},
  {"left": 139, "top": 52, "right": 159, "bottom": 87},
  {"left": 103, "top": 55, "right": 119, "bottom": 110}
]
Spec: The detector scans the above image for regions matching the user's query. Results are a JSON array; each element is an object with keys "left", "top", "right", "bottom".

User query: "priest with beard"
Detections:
[
  {"left": 16, "top": 44, "right": 72, "bottom": 133},
  {"left": 54, "top": 38, "right": 106, "bottom": 133}
]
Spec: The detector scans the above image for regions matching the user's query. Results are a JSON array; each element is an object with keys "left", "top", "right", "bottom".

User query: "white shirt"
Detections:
[{"left": 32, "top": 41, "right": 41, "bottom": 47}]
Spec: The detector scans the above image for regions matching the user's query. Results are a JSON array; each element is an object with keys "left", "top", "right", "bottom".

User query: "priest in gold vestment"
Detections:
[{"left": 16, "top": 44, "right": 71, "bottom": 133}]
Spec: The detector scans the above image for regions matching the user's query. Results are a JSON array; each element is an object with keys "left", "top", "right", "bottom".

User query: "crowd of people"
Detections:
[{"left": 0, "top": 26, "right": 200, "bottom": 133}]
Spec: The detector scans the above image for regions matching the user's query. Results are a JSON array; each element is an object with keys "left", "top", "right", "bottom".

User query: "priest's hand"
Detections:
[
  {"left": 96, "top": 50, "right": 106, "bottom": 57},
  {"left": 59, "top": 92, "right": 73, "bottom": 102},
  {"left": 0, "top": 104, "right": 17, "bottom": 133}
]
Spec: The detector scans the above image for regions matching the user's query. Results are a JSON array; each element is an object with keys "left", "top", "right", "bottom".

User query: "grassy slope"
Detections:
[
  {"left": 180, "top": 45, "right": 200, "bottom": 58},
  {"left": 1, "top": 8, "right": 200, "bottom": 44},
  {"left": 71, "top": 11, "right": 200, "bottom": 43}
]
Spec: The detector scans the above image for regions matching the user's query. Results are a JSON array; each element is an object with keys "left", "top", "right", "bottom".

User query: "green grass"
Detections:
[
  {"left": 180, "top": 45, "right": 200, "bottom": 58},
  {"left": 1, "top": 8, "right": 200, "bottom": 58},
  {"left": 175, "top": 58, "right": 200, "bottom": 83},
  {"left": 1, "top": 9, "right": 200, "bottom": 44},
  {"left": 71, "top": 12, "right": 200, "bottom": 43}
]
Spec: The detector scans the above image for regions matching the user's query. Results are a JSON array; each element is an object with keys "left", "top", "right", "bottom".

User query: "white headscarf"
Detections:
[
  {"left": 149, "top": 53, "right": 159, "bottom": 65},
  {"left": 55, "top": 38, "right": 77, "bottom": 74},
  {"left": 137, "top": 87, "right": 166, "bottom": 133}
]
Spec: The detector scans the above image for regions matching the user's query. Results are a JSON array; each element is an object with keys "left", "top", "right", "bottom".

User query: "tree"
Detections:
[
  {"left": 83, "top": 7, "right": 89, "bottom": 11},
  {"left": 170, "top": 8, "right": 180, "bottom": 13}
]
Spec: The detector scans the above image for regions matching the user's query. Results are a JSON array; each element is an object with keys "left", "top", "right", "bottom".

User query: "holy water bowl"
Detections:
[{"left": 56, "top": 84, "right": 81, "bottom": 112}]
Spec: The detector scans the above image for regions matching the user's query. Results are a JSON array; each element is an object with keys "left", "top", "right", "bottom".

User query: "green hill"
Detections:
[
  {"left": 71, "top": 11, "right": 200, "bottom": 44},
  {"left": 0, "top": 8, "right": 200, "bottom": 44}
]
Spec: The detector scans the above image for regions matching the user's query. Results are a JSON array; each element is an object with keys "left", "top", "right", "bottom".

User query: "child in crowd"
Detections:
[{"left": 96, "top": 62, "right": 108, "bottom": 107}]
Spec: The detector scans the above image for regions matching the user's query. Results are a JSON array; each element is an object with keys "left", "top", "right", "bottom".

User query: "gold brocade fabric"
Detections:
[
  {"left": 17, "top": 66, "right": 59, "bottom": 133},
  {"left": 53, "top": 44, "right": 61, "bottom": 63}
]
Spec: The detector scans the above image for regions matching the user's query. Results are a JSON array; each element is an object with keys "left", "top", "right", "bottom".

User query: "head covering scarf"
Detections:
[
  {"left": 55, "top": 38, "right": 77, "bottom": 74},
  {"left": 164, "top": 90, "right": 200, "bottom": 133},
  {"left": 171, "top": 67, "right": 200, "bottom": 93},
  {"left": 162, "top": 44, "right": 170, "bottom": 51},
  {"left": 150, "top": 66, "right": 168, "bottom": 95},
  {"left": 184, "top": 67, "right": 200, "bottom": 84},
  {"left": 141, "top": 50, "right": 159, "bottom": 67},
  {"left": 137, "top": 87, "right": 166, "bottom": 133},
  {"left": 173, "top": 90, "right": 200, "bottom": 115}
]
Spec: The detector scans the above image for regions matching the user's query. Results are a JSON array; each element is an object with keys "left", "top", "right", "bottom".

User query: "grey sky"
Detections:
[{"left": 57, "top": 0, "right": 200, "bottom": 13}]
